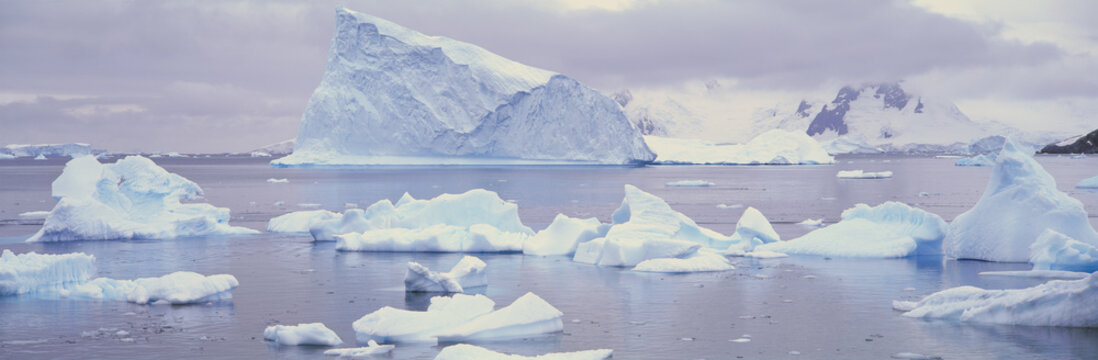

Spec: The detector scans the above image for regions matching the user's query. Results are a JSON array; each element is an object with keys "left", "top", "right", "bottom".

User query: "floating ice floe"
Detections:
[
  {"left": 267, "top": 178, "right": 289, "bottom": 183},
  {"left": 17, "top": 211, "right": 50, "bottom": 219},
  {"left": 1078, "top": 175, "right": 1098, "bottom": 189},
  {"left": 267, "top": 209, "right": 340, "bottom": 233},
  {"left": 954, "top": 154, "right": 995, "bottom": 167},
  {"left": 725, "top": 207, "right": 780, "bottom": 252},
  {"left": 572, "top": 185, "right": 732, "bottom": 272},
  {"left": 2, "top": 143, "right": 94, "bottom": 158},
  {"left": 34, "top": 154, "right": 47, "bottom": 160},
  {"left": 836, "top": 170, "right": 893, "bottom": 179},
  {"left": 434, "top": 344, "right": 612, "bottom": 360},
  {"left": 250, "top": 151, "right": 271, "bottom": 158},
  {"left": 1029, "top": 229, "right": 1098, "bottom": 273},
  {"left": 337, "top": 224, "right": 529, "bottom": 252},
  {"left": 353, "top": 293, "right": 496, "bottom": 343},
  {"left": 405, "top": 256, "right": 487, "bottom": 293},
  {"left": 645, "top": 130, "right": 834, "bottom": 165},
  {"left": 264, "top": 322, "right": 343, "bottom": 346},
  {"left": 665, "top": 180, "right": 714, "bottom": 187},
  {"left": 27, "top": 155, "right": 256, "bottom": 242},
  {"left": 64, "top": 271, "right": 239, "bottom": 305},
  {"left": 978, "top": 270, "right": 1090, "bottom": 280},
  {"left": 324, "top": 340, "right": 394, "bottom": 357},
  {"left": 796, "top": 218, "right": 824, "bottom": 227},
  {"left": 433, "top": 292, "right": 563, "bottom": 342},
  {"left": 945, "top": 138, "right": 1098, "bottom": 262},
  {"left": 0, "top": 250, "right": 96, "bottom": 296},
  {"left": 523, "top": 214, "right": 607, "bottom": 256},
  {"left": 632, "top": 249, "right": 735, "bottom": 272},
  {"left": 756, "top": 202, "right": 947, "bottom": 258},
  {"left": 893, "top": 272, "right": 1098, "bottom": 327}
]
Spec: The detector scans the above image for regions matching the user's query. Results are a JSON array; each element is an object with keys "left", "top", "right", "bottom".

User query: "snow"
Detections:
[
  {"left": 274, "top": 8, "right": 652, "bottom": 166},
  {"left": 64, "top": 271, "right": 239, "bottom": 305},
  {"left": 523, "top": 214, "right": 607, "bottom": 256},
  {"left": 954, "top": 154, "right": 995, "bottom": 167},
  {"left": 1030, "top": 229, "right": 1098, "bottom": 273},
  {"left": 433, "top": 292, "right": 563, "bottom": 342},
  {"left": 27, "top": 156, "right": 257, "bottom": 242},
  {"left": 405, "top": 256, "right": 487, "bottom": 293},
  {"left": 945, "top": 138, "right": 1098, "bottom": 262},
  {"left": 726, "top": 207, "right": 780, "bottom": 252},
  {"left": 893, "top": 272, "right": 1098, "bottom": 327},
  {"left": 1, "top": 143, "right": 94, "bottom": 158},
  {"left": 632, "top": 250, "right": 734, "bottom": 272},
  {"left": 836, "top": 170, "right": 893, "bottom": 179},
  {"left": 644, "top": 130, "right": 834, "bottom": 165},
  {"left": 665, "top": 180, "right": 714, "bottom": 187},
  {"left": 353, "top": 293, "right": 496, "bottom": 343},
  {"left": 267, "top": 209, "right": 340, "bottom": 233},
  {"left": 323, "top": 341, "right": 394, "bottom": 357},
  {"left": 264, "top": 323, "right": 343, "bottom": 346},
  {"left": 252, "top": 139, "right": 295, "bottom": 156},
  {"left": 434, "top": 344, "right": 612, "bottom": 360},
  {"left": 1078, "top": 175, "right": 1098, "bottom": 189},
  {"left": 756, "top": 202, "right": 947, "bottom": 258},
  {"left": 266, "top": 178, "right": 289, "bottom": 183},
  {"left": 0, "top": 250, "right": 96, "bottom": 296}
]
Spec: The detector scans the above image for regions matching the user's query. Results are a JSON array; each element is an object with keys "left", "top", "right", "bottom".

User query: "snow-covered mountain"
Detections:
[
  {"left": 274, "top": 8, "right": 653, "bottom": 166},
  {"left": 1040, "top": 128, "right": 1098, "bottom": 154}
]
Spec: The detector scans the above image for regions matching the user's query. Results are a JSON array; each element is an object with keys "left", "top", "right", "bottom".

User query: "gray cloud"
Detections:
[{"left": 0, "top": 0, "right": 1084, "bottom": 152}]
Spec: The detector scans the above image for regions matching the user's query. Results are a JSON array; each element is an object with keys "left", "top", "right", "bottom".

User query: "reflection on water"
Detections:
[{"left": 1, "top": 156, "right": 1097, "bottom": 359}]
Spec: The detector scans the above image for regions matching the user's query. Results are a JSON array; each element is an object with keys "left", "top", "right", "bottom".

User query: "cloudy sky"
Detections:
[{"left": 1, "top": 0, "right": 1094, "bottom": 153}]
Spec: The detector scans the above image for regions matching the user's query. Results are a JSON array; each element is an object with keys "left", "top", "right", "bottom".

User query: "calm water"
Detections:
[{"left": 1, "top": 156, "right": 1097, "bottom": 359}]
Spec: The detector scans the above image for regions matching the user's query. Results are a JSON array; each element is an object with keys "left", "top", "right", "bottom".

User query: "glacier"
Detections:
[
  {"left": 404, "top": 256, "right": 487, "bottom": 293},
  {"left": 0, "top": 250, "right": 96, "bottom": 296},
  {"left": 1, "top": 143, "right": 96, "bottom": 158},
  {"left": 27, "top": 156, "right": 257, "bottom": 242},
  {"left": 1030, "top": 230, "right": 1098, "bottom": 273},
  {"left": 893, "top": 272, "right": 1098, "bottom": 327},
  {"left": 273, "top": 8, "right": 653, "bottom": 166},
  {"left": 756, "top": 202, "right": 947, "bottom": 258},
  {"left": 434, "top": 344, "right": 612, "bottom": 360},
  {"left": 945, "top": 138, "right": 1098, "bottom": 262},
  {"left": 264, "top": 323, "right": 343, "bottom": 346},
  {"left": 644, "top": 130, "right": 834, "bottom": 165}
]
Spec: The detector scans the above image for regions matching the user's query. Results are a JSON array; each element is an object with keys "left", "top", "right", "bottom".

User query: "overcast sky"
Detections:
[{"left": 1, "top": 0, "right": 1095, "bottom": 153}]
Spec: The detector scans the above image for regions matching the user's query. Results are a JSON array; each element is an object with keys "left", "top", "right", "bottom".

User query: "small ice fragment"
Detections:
[
  {"left": 665, "top": 180, "right": 714, "bottom": 187},
  {"left": 730, "top": 338, "right": 750, "bottom": 343},
  {"left": 717, "top": 203, "right": 743, "bottom": 209},
  {"left": 266, "top": 178, "right": 289, "bottom": 184},
  {"left": 115, "top": 330, "right": 129, "bottom": 336},
  {"left": 297, "top": 203, "right": 322, "bottom": 209}
]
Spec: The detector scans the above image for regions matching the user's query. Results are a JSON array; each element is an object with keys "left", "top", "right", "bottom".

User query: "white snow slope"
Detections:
[{"left": 274, "top": 8, "right": 653, "bottom": 166}]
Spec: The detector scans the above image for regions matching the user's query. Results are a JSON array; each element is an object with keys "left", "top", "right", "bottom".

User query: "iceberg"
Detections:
[
  {"left": 64, "top": 271, "right": 239, "bottom": 305},
  {"left": 756, "top": 202, "right": 947, "bottom": 258},
  {"left": 522, "top": 214, "right": 607, "bottom": 256},
  {"left": 273, "top": 8, "right": 653, "bottom": 166},
  {"left": 665, "top": 180, "right": 714, "bottom": 187},
  {"left": 264, "top": 323, "right": 343, "bottom": 346},
  {"left": 632, "top": 250, "right": 734, "bottom": 273},
  {"left": 1030, "top": 229, "right": 1098, "bottom": 273},
  {"left": 726, "top": 207, "right": 780, "bottom": 252},
  {"left": 27, "top": 156, "right": 257, "bottom": 242},
  {"left": 0, "top": 250, "right": 96, "bottom": 296},
  {"left": 267, "top": 209, "right": 340, "bottom": 233},
  {"left": 266, "top": 178, "right": 289, "bottom": 183},
  {"left": 1, "top": 143, "right": 95, "bottom": 158},
  {"left": 954, "top": 154, "right": 995, "bottom": 167},
  {"left": 1078, "top": 175, "right": 1098, "bottom": 189},
  {"left": 434, "top": 292, "right": 563, "bottom": 342},
  {"left": 310, "top": 208, "right": 372, "bottom": 241},
  {"left": 405, "top": 256, "right": 487, "bottom": 293},
  {"left": 336, "top": 224, "right": 528, "bottom": 252},
  {"left": 434, "top": 344, "right": 612, "bottom": 360},
  {"left": 353, "top": 293, "right": 495, "bottom": 343},
  {"left": 945, "top": 138, "right": 1098, "bottom": 262},
  {"left": 796, "top": 218, "right": 824, "bottom": 227},
  {"left": 893, "top": 272, "right": 1098, "bottom": 327},
  {"left": 836, "top": 170, "right": 893, "bottom": 179},
  {"left": 645, "top": 130, "right": 834, "bottom": 165},
  {"left": 324, "top": 341, "right": 394, "bottom": 357}
]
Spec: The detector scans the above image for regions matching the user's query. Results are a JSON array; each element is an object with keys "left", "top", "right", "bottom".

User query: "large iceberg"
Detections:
[
  {"left": 893, "top": 272, "right": 1098, "bottom": 327},
  {"left": 756, "top": 202, "right": 947, "bottom": 258},
  {"left": 522, "top": 214, "right": 607, "bottom": 256},
  {"left": 1, "top": 143, "right": 96, "bottom": 158},
  {"left": 1030, "top": 229, "right": 1098, "bottom": 273},
  {"left": 0, "top": 250, "right": 96, "bottom": 296},
  {"left": 273, "top": 8, "right": 653, "bottom": 166},
  {"left": 64, "top": 271, "right": 239, "bottom": 305},
  {"left": 945, "top": 138, "right": 1098, "bottom": 262},
  {"left": 434, "top": 344, "right": 612, "bottom": 360},
  {"left": 644, "top": 130, "right": 834, "bottom": 165},
  {"left": 836, "top": 170, "right": 893, "bottom": 179},
  {"left": 405, "top": 256, "right": 487, "bottom": 293},
  {"left": 27, "top": 156, "right": 256, "bottom": 242},
  {"left": 264, "top": 323, "right": 343, "bottom": 346},
  {"left": 353, "top": 293, "right": 496, "bottom": 343}
]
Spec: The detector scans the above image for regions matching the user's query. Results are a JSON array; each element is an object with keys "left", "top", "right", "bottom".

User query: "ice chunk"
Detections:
[
  {"left": 726, "top": 207, "right": 780, "bottom": 252},
  {"left": 353, "top": 294, "right": 495, "bottom": 343},
  {"left": 336, "top": 224, "right": 527, "bottom": 252},
  {"left": 945, "top": 138, "right": 1098, "bottom": 262},
  {"left": 645, "top": 130, "right": 834, "bottom": 165},
  {"left": 274, "top": 8, "right": 653, "bottom": 166},
  {"left": 267, "top": 209, "right": 340, "bottom": 233},
  {"left": 250, "top": 151, "right": 271, "bottom": 157},
  {"left": 266, "top": 178, "right": 289, "bottom": 183},
  {"left": 17, "top": 210, "right": 50, "bottom": 219},
  {"left": 405, "top": 256, "right": 487, "bottom": 293},
  {"left": 796, "top": 218, "right": 824, "bottom": 227},
  {"left": 434, "top": 292, "right": 563, "bottom": 342},
  {"left": 665, "top": 180, "right": 714, "bottom": 187},
  {"left": 0, "top": 250, "right": 96, "bottom": 296},
  {"left": 756, "top": 202, "right": 946, "bottom": 258},
  {"left": 954, "top": 154, "right": 995, "bottom": 167},
  {"left": 978, "top": 270, "right": 1090, "bottom": 280},
  {"left": 1030, "top": 229, "right": 1098, "bottom": 273},
  {"left": 1078, "top": 175, "right": 1098, "bottom": 189},
  {"left": 324, "top": 340, "right": 394, "bottom": 357},
  {"left": 836, "top": 170, "right": 893, "bottom": 179},
  {"left": 893, "top": 272, "right": 1098, "bottom": 327},
  {"left": 523, "top": 214, "right": 607, "bottom": 256},
  {"left": 434, "top": 344, "right": 612, "bottom": 360},
  {"left": 632, "top": 250, "right": 734, "bottom": 272},
  {"left": 264, "top": 323, "right": 343, "bottom": 346},
  {"left": 65, "top": 271, "right": 239, "bottom": 305},
  {"left": 27, "top": 156, "right": 257, "bottom": 242}
]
